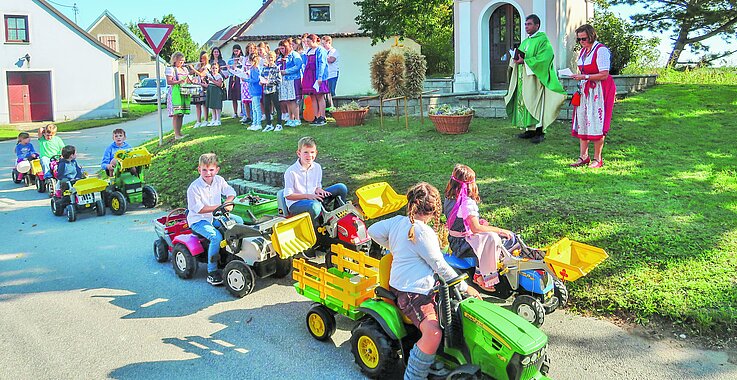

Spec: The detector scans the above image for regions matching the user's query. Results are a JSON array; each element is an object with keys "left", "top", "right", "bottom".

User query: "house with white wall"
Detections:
[
  {"left": 217, "top": 0, "right": 420, "bottom": 96},
  {"left": 87, "top": 10, "right": 165, "bottom": 100},
  {"left": 1, "top": 0, "right": 121, "bottom": 124},
  {"left": 454, "top": 0, "right": 594, "bottom": 92}
]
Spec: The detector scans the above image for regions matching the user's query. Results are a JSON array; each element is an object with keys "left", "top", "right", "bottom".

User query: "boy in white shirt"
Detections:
[
  {"left": 187, "top": 153, "right": 242, "bottom": 285},
  {"left": 283, "top": 136, "right": 347, "bottom": 223}
]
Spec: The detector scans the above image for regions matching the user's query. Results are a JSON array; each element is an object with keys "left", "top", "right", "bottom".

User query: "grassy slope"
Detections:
[
  {"left": 0, "top": 103, "right": 158, "bottom": 140},
  {"left": 143, "top": 78, "right": 737, "bottom": 337}
]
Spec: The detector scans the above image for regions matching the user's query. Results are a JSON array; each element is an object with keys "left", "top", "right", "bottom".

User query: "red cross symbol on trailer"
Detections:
[{"left": 559, "top": 269, "right": 569, "bottom": 281}]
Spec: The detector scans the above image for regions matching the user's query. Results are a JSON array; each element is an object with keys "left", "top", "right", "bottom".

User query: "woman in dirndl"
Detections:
[
  {"left": 301, "top": 34, "right": 330, "bottom": 126},
  {"left": 570, "top": 24, "right": 617, "bottom": 168},
  {"left": 166, "top": 51, "right": 191, "bottom": 140}
]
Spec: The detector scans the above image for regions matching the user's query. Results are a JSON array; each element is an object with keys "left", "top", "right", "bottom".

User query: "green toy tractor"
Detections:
[
  {"left": 294, "top": 245, "right": 551, "bottom": 379},
  {"left": 104, "top": 147, "right": 158, "bottom": 215}
]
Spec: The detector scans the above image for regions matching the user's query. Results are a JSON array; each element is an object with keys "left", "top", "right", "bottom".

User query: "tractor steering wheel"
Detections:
[
  {"left": 435, "top": 273, "right": 470, "bottom": 301},
  {"left": 212, "top": 201, "right": 235, "bottom": 218}
]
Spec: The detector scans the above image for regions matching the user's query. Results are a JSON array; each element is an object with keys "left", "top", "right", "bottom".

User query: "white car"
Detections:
[{"left": 131, "top": 78, "right": 168, "bottom": 104}]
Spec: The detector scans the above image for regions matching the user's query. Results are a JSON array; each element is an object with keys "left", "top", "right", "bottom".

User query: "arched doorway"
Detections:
[{"left": 489, "top": 4, "right": 521, "bottom": 90}]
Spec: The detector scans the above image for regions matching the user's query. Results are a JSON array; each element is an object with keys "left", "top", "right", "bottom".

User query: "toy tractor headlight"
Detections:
[
  {"left": 530, "top": 351, "right": 539, "bottom": 363},
  {"left": 521, "top": 356, "right": 532, "bottom": 366}
]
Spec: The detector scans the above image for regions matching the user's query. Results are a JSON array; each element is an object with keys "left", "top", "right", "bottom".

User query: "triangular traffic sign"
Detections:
[{"left": 138, "top": 23, "right": 174, "bottom": 55}]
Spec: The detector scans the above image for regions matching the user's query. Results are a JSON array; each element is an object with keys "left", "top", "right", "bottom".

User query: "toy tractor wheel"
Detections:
[
  {"left": 95, "top": 200, "right": 106, "bottom": 216},
  {"left": 23, "top": 174, "right": 31, "bottom": 187},
  {"left": 172, "top": 244, "right": 197, "bottom": 279},
  {"left": 109, "top": 191, "right": 127, "bottom": 215},
  {"left": 51, "top": 198, "right": 64, "bottom": 216},
  {"left": 154, "top": 238, "right": 168, "bottom": 263},
  {"left": 46, "top": 180, "right": 55, "bottom": 197},
  {"left": 35, "top": 178, "right": 45, "bottom": 193},
  {"left": 66, "top": 204, "right": 77, "bottom": 222},
  {"left": 554, "top": 279, "right": 568, "bottom": 309},
  {"left": 272, "top": 257, "right": 293, "bottom": 278},
  {"left": 142, "top": 185, "right": 158, "bottom": 208},
  {"left": 223, "top": 260, "right": 256, "bottom": 298},
  {"left": 12, "top": 169, "right": 22, "bottom": 184},
  {"left": 350, "top": 319, "right": 397, "bottom": 377},
  {"left": 306, "top": 304, "right": 336, "bottom": 341},
  {"left": 512, "top": 295, "right": 545, "bottom": 327}
]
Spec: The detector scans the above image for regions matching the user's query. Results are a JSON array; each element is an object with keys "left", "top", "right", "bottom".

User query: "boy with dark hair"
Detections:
[{"left": 57, "top": 145, "right": 84, "bottom": 184}]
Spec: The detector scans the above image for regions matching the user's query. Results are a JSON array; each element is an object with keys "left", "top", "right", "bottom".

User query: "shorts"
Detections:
[{"left": 393, "top": 288, "right": 437, "bottom": 328}]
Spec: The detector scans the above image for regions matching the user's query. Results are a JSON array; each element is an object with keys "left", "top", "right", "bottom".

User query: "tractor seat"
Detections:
[{"left": 377, "top": 254, "right": 414, "bottom": 325}]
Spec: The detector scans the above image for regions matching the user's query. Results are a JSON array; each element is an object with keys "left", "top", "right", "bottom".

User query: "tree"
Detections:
[
  {"left": 354, "top": 0, "right": 454, "bottom": 75},
  {"left": 590, "top": 10, "right": 659, "bottom": 74},
  {"left": 126, "top": 14, "right": 199, "bottom": 63},
  {"left": 609, "top": 0, "right": 737, "bottom": 67}
]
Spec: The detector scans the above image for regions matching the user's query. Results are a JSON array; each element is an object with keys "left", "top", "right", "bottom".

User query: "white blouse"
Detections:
[{"left": 577, "top": 42, "right": 611, "bottom": 72}]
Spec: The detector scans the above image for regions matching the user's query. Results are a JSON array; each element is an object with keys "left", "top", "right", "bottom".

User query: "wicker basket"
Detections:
[
  {"left": 332, "top": 108, "right": 369, "bottom": 127},
  {"left": 429, "top": 114, "right": 473, "bottom": 134}
]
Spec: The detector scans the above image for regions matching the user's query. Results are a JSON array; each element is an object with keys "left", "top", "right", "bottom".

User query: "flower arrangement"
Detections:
[
  {"left": 429, "top": 104, "right": 475, "bottom": 116},
  {"left": 334, "top": 101, "right": 368, "bottom": 111}
]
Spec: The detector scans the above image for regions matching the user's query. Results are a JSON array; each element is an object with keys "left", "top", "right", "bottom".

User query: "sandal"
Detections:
[
  {"left": 473, "top": 273, "right": 497, "bottom": 292},
  {"left": 589, "top": 158, "right": 604, "bottom": 168},
  {"left": 569, "top": 156, "right": 590, "bottom": 167}
]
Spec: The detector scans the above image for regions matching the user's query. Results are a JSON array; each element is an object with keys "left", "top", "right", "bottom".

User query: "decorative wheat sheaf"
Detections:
[
  {"left": 403, "top": 49, "right": 427, "bottom": 98},
  {"left": 384, "top": 52, "right": 406, "bottom": 98},
  {"left": 370, "top": 50, "right": 390, "bottom": 97}
]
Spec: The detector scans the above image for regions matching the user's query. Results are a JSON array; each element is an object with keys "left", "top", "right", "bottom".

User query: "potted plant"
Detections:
[
  {"left": 428, "top": 105, "right": 475, "bottom": 134},
  {"left": 331, "top": 101, "right": 370, "bottom": 127}
]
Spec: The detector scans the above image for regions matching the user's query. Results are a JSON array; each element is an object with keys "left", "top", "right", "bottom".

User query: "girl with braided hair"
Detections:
[
  {"left": 367, "top": 182, "right": 481, "bottom": 380},
  {"left": 443, "top": 164, "right": 513, "bottom": 292}
]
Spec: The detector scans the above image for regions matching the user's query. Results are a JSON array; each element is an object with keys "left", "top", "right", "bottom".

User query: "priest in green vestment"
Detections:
[{"left": 504, "top": 14, "right": 566, "bottom": 144}]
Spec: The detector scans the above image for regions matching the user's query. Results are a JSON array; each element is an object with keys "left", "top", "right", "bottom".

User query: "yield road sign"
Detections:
[{"left": 138, "top": 23, "right": 174, "bottom": 55}]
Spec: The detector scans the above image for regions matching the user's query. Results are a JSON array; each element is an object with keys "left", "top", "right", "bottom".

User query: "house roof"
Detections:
[
  {"left": 36, "top": 0, "right": 122, "bottom": 59},
  {"left": 86, "top": 10, "right": 166, "bottom": 63},
  {"left": 232, "top": 32, "right": 370, "bottom": 42},
  {"left": 217, "top": 0, "right": 274, "bottom": 49}
]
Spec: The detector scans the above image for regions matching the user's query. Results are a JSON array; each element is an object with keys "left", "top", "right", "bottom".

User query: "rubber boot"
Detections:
[
  {"left": 404, "top": 344, "right": 435, "bottom": 380},
  {"left": 530, "top": 127, "right": 545, "bottom": 144}
]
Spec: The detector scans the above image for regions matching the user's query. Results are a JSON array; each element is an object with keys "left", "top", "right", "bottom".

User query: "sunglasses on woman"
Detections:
[{"left": 577, "top": 37, "right": 588, "bottom": 42}]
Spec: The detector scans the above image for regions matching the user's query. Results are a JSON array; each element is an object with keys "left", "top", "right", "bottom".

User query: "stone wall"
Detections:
[
  {"left": 335, "top": 74, "right": 657, "bottom": 121},
  {"left": 423, "top": 78, "right": 454, "bottom": 94}
]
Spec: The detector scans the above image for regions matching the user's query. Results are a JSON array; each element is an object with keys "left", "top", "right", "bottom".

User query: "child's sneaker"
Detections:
[
  {"left": 207, "top": 120, "right": 216, "bottom": 127},
  {"left": 240, "top": 115, "right": 248, "bottom": 123},
  {"left": 207, "top": 271, "right": 224, "bottom": 286},
  {"left": 274, "top": 124, "right": 283, "bottom": 132},
  {"left": 247, "top": 124, "right": 262, "bottom": 131},
  {"left": 262, "top": 125, "right": 275, "bottom": 132},
  {"left": 193, "top": 122, "right": 201, "bottom": 128},
  {"left": 313, "top": 117, "right": 327, "bottom": 126},
  {"left": 214, "top": 120, "right": 222, "bottom": 126}
]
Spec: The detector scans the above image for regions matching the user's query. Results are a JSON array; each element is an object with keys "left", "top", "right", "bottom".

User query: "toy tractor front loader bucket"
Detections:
[
  {"left": 73, "top": 177, "right": 109, "bottom": 195},
  {"left": 544, "top": 238, "right": 608, "bottom": 282},
  {"left": 271, "top": 212, "right": 317, "bottom": 259},
  {"left": 115, "top": 147, "right": 153, "bottom": 170},
  {"left": 355, "top": 182, "right": 408, "bottom": 219}
]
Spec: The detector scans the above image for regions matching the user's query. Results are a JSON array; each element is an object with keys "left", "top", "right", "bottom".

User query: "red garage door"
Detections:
[{"left": 7, "top": 71, "right": 53, "bottom": 123}]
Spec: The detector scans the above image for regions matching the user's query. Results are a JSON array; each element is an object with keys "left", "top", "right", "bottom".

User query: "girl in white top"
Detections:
[{"left": 367, "top": 182, "right": 480, "bottom": 380}]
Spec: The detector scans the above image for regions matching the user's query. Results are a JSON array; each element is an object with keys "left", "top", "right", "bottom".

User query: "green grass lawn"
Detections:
[
  {"left": 142, "top": 78, "right": 736, "bottom": 340},
  {"left": 0, "top": 103, "right": 158, "bottom": 141}
]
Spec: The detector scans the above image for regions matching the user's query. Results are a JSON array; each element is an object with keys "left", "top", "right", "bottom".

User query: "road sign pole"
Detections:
[{"left": 156, "top": 55, "right": 163, "bottom": 146}]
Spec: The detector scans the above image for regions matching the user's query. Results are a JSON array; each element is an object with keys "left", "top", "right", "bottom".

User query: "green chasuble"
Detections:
[{"left": 504, "top": 32, "right": 566, "bottom": 131}]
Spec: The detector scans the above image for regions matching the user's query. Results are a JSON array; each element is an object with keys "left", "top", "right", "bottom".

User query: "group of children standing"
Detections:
[{"left": 180, "top": 34, "right": 339, "bottom": 133}]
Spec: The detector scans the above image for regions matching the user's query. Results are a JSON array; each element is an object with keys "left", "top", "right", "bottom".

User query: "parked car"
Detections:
[{"left": 131, "top": 78, "right": 168, "bottom": 104}]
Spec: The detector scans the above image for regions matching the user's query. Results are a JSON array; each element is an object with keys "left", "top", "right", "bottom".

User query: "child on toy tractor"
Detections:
[
  {"left": 50, "top": 146, "right": 107, "bottom": 222},
  {"left": 100, "top": 128, "right": 132, "bottom": 177},
  {"left": 186, "top": 153, "right": 243, "bottom": 286},
  {"left": 367, "top": 182, "right": 481, "bottom": 379},
  {"left": 283, "top": 136, "right": 348, "bottom": 225}
]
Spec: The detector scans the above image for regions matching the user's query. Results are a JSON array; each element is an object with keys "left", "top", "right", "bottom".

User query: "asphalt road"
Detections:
[{"left": 1, "top": 112, "right": 735, "bottom": 379}]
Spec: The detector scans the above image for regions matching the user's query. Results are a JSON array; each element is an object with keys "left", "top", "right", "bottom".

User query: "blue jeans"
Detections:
[
  {"left": 40, "top": 156, "right": 51, "bottom": 177},
  {"left": 288, "top": 183, "right": 348, "bottom": 223},
  {"left": 328, "top": 76, "right": 338, "bottom": 97},
  {"left": 190, "top": 214, "right": 244, "bottom": 273},
  {"left": 251, "top": 95, "right": 262, "bottom": 125}
]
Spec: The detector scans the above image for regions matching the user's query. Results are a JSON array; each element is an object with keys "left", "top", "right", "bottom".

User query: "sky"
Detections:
[{"left": 50, "top": 0, "right": 734, "bottom": 66}]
